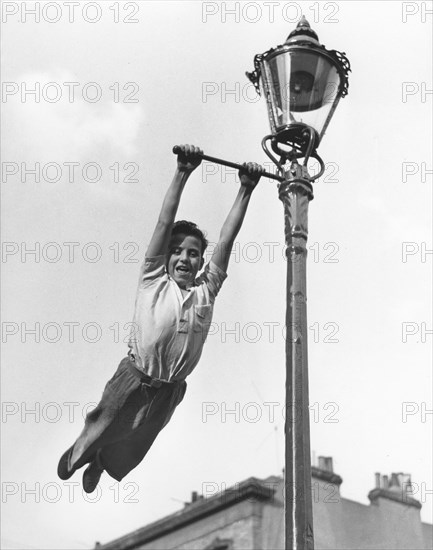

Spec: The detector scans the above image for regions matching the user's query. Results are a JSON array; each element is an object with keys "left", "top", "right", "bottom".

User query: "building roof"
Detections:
[
  {"left": 95, "top": 460, "right": 432, "bottom": 550},
  {"left": 96, "top": 476, "right": 276, "bottom": 550}
]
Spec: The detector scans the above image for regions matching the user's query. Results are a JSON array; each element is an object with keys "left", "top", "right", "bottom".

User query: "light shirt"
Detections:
[{"left": 129, "top": 255, "right": 227, "bottom": 382}]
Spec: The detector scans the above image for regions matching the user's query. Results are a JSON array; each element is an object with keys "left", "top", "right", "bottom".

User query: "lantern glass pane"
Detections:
[{"left": 263, "top": 50, "right": 341, "bottom": 138}]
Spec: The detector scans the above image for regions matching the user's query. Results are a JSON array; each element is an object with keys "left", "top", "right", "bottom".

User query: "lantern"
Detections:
[{"left": 247, "top": 16, "right": 350, "bottom": 160}]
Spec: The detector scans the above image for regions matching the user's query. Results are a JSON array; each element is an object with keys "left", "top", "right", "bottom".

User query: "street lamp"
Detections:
[
  {"left": 247, "top": 16, "right": 350, "bottom": 550},
  {"left": 172, "top": 15, "right": 350, "bottom": 550}
]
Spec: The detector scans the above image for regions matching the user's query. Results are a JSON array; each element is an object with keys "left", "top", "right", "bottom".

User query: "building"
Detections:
[{"left": 95, "top": 458, "right": 433, "bottom": 550}]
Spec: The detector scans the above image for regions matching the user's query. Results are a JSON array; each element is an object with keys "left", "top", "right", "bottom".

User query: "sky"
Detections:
[{"left": 1, "top": 1, "right": 432, "bottom": 549}]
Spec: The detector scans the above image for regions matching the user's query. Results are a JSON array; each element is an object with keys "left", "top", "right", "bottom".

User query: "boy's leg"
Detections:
[
  {"left": 98, "top": 380, "right": 187, "bottom": 481},
  {"left": 57, "top": 356, "right": 143, "bottom": 480}
]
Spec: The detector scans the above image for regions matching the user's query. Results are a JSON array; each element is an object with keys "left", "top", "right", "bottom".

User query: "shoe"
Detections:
[
  {"left": 82, "top": 460, "right": 103, "bottom": 493},
  {"left": 57, "top": 446, "right": 75, "bottom": 480}
]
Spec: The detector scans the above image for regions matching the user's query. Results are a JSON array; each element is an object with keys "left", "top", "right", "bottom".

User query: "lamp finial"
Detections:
[
  {"left": 286, "top": 16, "right": 319, "bottom": 44},
  {"left": 298, "top": 15, "right": 310, "bottom": 28}
]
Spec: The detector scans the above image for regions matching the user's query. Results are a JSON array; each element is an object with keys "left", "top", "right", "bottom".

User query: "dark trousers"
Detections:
[{"left": 65, "top": 357, "right": 187, "bottom": 481}]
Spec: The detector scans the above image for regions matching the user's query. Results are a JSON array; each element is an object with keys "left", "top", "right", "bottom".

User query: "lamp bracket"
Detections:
[
  {"left": 261, "top": 134, "right": 286, "bottom": 177},
  {"left": 309, "top": 152, "right": 326, "bottom": 182},
  {"left": 262, "top": 133, "right": 326, "bottom": 184}
]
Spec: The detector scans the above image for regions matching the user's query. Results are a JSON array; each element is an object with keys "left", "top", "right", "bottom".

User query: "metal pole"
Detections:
[{"left": 279, "top": 160, "right": 314, "bottom": 550}]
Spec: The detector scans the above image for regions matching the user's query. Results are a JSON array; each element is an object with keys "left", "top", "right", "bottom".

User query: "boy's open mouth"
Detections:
[{"left": 176, "top": 266, "right": 189, "bottom": 273}]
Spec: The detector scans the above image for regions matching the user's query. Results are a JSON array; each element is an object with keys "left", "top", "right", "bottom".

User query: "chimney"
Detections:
[
  {"left": 318, "top": 456, "right": 333, "bottom": 472},
  {"left": 368, "top": 472, "right": 421, "bottom": 509},
  {"left": 397, "top": 473, "right": 412, "bottom": 491},
  {"left": 324, "top": 457, "right": 333, "bottom": 472},
  {"left": 375, "top": 472, "right": 381, "bottom": 488},
  {"left": 390, "top": 473, "right": 399, "bottom": 489},
  {"left": 191, "top": 491, "right": 198, "bottom": 502},
  {"left": 312, "top": 456, "right": 342, "bottom": 486}
]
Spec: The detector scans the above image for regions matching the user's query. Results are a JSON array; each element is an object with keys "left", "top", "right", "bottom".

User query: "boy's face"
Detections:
[{"left": 167, "top": 233, "right": 204, "bottom": 289}]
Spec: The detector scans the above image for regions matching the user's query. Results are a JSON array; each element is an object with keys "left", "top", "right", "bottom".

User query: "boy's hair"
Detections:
[{"left": 171, "top": 220, "right": 208, "bottom": 255}]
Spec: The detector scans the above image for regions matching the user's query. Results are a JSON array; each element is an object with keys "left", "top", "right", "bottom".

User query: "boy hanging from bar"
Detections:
[{"left": 58, "top": 144, "right": 263, "bottom": 493}]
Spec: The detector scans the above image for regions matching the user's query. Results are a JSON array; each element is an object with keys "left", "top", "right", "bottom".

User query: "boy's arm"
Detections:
[
  {"left": 211, "top": 162, "right": 263, "bottom": 273},
  {"left": 146, "top": 145, "right": 202, "bottom": 258}
]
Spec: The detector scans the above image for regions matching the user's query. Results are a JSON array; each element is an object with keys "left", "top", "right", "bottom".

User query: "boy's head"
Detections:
[
  {"left": 171, "top": 221, "right": 208, "bottom": 255},
  {"left": 167, "top": 221, "right": 208, "bottom": 289}
]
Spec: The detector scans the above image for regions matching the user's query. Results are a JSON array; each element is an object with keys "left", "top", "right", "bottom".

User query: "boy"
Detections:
[{"left": 57, "top": 144, "right": 263, "bottom": 493}]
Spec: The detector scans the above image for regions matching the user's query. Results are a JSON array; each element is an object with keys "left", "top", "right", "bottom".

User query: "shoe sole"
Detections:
[
  {"left": 57, "top": 446, "right": 75, "bottom": 480},
  {"left": 82, "top": 464, "right": 103, "bottom": 494}
]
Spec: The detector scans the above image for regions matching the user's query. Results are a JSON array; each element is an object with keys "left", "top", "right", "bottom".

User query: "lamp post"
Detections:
[{"left": 246, "top": 16, "right": 350, "bottom": 550}]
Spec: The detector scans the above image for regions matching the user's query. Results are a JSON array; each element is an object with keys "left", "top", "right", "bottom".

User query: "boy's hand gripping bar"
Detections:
[{"left": 172, "top": 146, "right": 283, "bottom": 182}]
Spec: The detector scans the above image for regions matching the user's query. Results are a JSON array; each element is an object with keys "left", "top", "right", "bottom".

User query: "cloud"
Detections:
[{"left": 3, "top": 71, "right": 144, "bottom": 160}]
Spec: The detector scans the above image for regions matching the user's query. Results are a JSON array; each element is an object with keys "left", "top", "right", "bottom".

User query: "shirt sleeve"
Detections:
[
  {"left": 195, "top": 261, "right": 227, "bottom": 301},
  {"left": 138, "top": 255, "right": 167, "bottom": 287}
]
